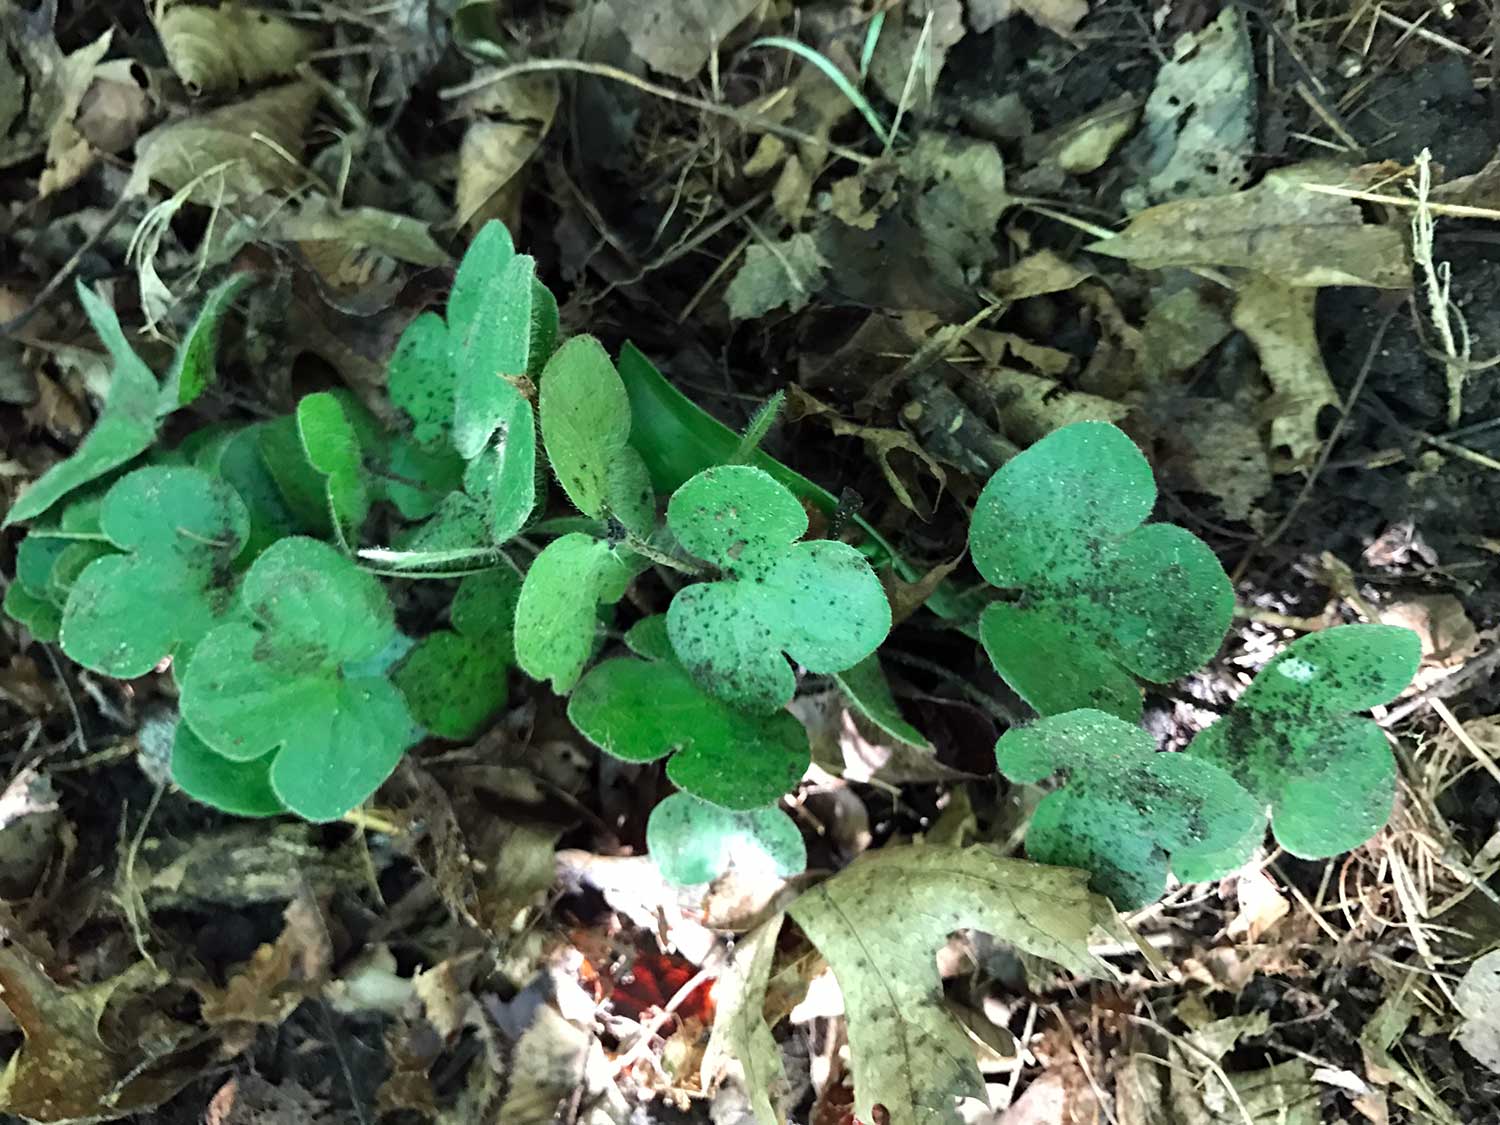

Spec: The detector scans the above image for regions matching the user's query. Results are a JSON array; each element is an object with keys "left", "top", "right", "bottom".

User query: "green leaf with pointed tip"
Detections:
[
  {"left": 59, "top": 467, "right": 249, "bottom": 678},
  {"left": 666, "top": 465, "right": 890, "bottom": 713},
  {"left": 513, "top": 533, "right": 630, "bottom": 694},
  {"left": 179, "top": 536, "right": 419, "bottom": 822},
  {"left": 160, "top": 273, "right": 254, "bottom": 411},
  {"left": 833, "top": 654, "right": 930, "bottom": 749},
  {"left": 393, "top": 568, "right": 520, "bottom": 740},
  {"left": 297, "top": 392, "right": 370, "bottom": 544},
  {"left": 539, "top": 336, "right": 651, "bottom": 528},
  {"left": 570, "top": 652, "right": 811, "bottom": 810},
  {"left": 996, "top": 709, "right": 1261, "bottom": 908},
  {"left": 647, "top": 793, "right": 806, "bottom": 885},
  {"left": 387, "top": 312, "right": 453, "bottom": 448},
  {"left": 4, "top": 284, "right": 160, "bottom": 527},
  {"left": 970, "top": 422, "right": 1233, "bottom": 720},
  {"left": 171, "top": 722, "right": 284, "bottom": 818},
  {"left": 1185, "top": 625, "right": 1421, "bottom": 871}
]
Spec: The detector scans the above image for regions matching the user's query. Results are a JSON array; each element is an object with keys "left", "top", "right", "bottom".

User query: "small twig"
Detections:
[{"left": 611, "top": 964, "right": 716, "bottom": 1076}]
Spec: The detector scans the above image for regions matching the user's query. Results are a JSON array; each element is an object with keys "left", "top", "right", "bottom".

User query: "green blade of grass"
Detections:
[{"left": 747, "top": 36, "right": 891, "bottom": 146}]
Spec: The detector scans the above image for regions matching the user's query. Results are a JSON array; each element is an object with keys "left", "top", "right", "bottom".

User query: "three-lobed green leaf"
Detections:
[
  {"left": 666, "top": 465, "right": 890, "bottom": 713},
  {"left": 178, "top": 536, "right": 419, "bottom": 821},
  {"left": 1185, "top": 624, "right": 1420, "bottom": 872},
  {"left": 970, "top": 421, "right": 1233, "bottom": 721},
  {"left": 997, "top": 709, "right": 1262, "bottom": 908},
  {"left": 60, "top": 466, "right": 248, "bottom": 678}
]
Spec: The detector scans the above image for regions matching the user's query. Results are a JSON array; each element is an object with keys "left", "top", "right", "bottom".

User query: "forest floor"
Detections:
[{"left": 4, "top": 0, "right": 1500, "bottom": 1123}]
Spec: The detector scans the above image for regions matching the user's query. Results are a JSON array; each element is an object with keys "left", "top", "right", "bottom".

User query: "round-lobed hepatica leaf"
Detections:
[
  {"left": 666, "top": 465, "right": 891, "bottom": 713},
  {"left": 970, "top": 421, "right": 1233, "bottom": 721},
  {"left": 514, "top": 533, "right": 632, "bottom": 694},
  {"left": 997, "top": 708, "right": 1261, "bottom": 908},
  {"left": 59, "top": 466, "right": 249, "bottom": 678},
  {"left": 1185, "top": 624, "right": 1421, "bottom": 871},
  {"left": 569, "top": 653, "right": 811, "bottom": 810},
  {"left": 646, "top": 792, "right": 806, "bottom": 886},
  {"left": 179, "top": 536, "right": 420, "bottom": 822},
  {"left": 393, "top": 568, "right": 520, "bottom": 740},
  {"left": 171, "top": 722, "right": 284, "bottom": 818}
]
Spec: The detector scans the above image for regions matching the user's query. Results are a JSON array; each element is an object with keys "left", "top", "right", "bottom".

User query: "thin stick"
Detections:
[{"left": 1300, "top": 181, "right": 1500, "bottom": 222}]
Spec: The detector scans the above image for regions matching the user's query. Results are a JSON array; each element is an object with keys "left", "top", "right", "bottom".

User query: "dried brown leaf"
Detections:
[
  {"left": 1232, "top": 274, "right": 1338, "bottom": 469},
  {"left": 157, "top": 4, "right": 317, "bottom": 93}
]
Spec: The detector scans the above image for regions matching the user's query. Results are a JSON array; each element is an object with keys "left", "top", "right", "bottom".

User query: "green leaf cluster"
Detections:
[{"left": 3, "top": 229, "right": 1421, "bottom": 905}]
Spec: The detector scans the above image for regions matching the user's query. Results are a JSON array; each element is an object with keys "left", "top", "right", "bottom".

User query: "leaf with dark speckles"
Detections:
[
  {"left": 646, "top": 792, "right": 805, "bottom": 885},
  {"left": 970, "top": 421, "right": 1233, "bottom": 720},
  {"left": 1185, "top": 624, "right": 1420, "bottom": 869},
  {"left": 997, "top": 708, "right": 1261, "bottom": 907}
]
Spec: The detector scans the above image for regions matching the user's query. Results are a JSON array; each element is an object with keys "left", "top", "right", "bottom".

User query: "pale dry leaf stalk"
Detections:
[{"left": 1410, "top": 148, "right": 1471, "bottom": 426}]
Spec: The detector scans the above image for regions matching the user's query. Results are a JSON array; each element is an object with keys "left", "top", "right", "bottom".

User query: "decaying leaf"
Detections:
[
  {"left": 987, "top": 249, "right": 1092, "bottom": 300},
  {"left": 156, "top": 4, "right": 318, "bottom": 93},
  {"left": 1125, "top": 6, "right": 1255, "bottom": 208},
  {"left": 968, "top": 366, "right": 1130, "bottom": 445},
  {"left": 36, "top": 28, "right": 111, "bottom": 197},
  {"left": 197, "top": 889, "right": 332, "bottom": 1034},
  {"left": 1092, "top": 163, "right": 1410, "bottom": 288},
  {"left": 1232, "top": 274, "right": 1338, "bottom": 469},
  {"left": 966, "top": 0, "right": 1090, "bottom": 38},
  {"left": 701, "top": 916, "right": 789, "bottom": 1124},
  {"left": 454, "top": 75, "right": 559, "bottom": 230},
  {"left": 786, "top": 845, "right": 1119, "bottom": 1125},
  {"left": 1456, "top": 950, "right": 1500, "bottom": 1073},
  {"left": 1154, "top": 395, "right": 1272, "bottom": 521},
  {"left": 0, "top": 947, "right": 206, "bottom": 1122},
  {"left": 726, "top": 233, "right": 828, "bottom": 319},
  {"left": 618, "top": 0, "right": 761, "bottom": 80},
  {"left": 131, "top": 81, "right": 319, "bottom": 207}
]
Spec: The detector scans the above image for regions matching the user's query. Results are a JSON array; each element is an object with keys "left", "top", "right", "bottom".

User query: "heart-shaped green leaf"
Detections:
[
  {"left": 538, "top": 336, "right": 653, "bottom": 533},
  {"left": 59, "top": 467, "right": 249, "bottom": 678},
  {"left": 4, "top": 283, "right": 161, "bottom": 527},
  {"left": 1184, "top": 625, "right": 1420, "bottom": 872},
  {"left": 393, "top": 568, "right": 520, "bottom": 740},
  {"left": 297, "top": 392, "right": 370, "bottom": 545},
  {"left": 171, "top": 722, "right": 284, "bottom": 818},
  {"left": 179, "top": 536, "right": 419, "bottom": 822},
  {"left": 997, "top": 709, "right": 1262, "bottom": 908},
  {"left": 970, "top": 421, "right": 1233, "bottom": 720},
  {"left": 665, "top": 465, "right": 890, "bottom": 713},
  {"left": 514, "top": 533, "right": 632, "bottom": 693},
  {"left": 647, "top": 793, "right": 806, "bottom": 886},
  {"left": 569, "top": 623, "right": 811, "bottom": 809},
  {"left": 159, "top": 273, "right": 254, "bottom": 411},
  {"left": 3, "top": 535, "right": 74, "bottom": 641}
]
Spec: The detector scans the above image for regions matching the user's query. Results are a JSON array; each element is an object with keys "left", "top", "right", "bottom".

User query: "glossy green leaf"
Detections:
[
  {"left": 1185, "top": 625, "right": 1421, "bottom": 870},
  {"left": 179, "top": 536, "right": 419, "bottom": 822},
  {"left": 387, "top": 311, "right": 454, "bottom": 448},
  {"left": 513, "top": 533, "right": 630, "bottom": 693},
  {"left": 60, "top": 467, "right": 249, "bottom": 678},
  {"left": 997, "top": 709, "right": 1262, "bottom": 908},
  {"left": 647, "top": 793, "right": 806, "bottom": 886},
  {"left": 666, "top": 465, "right": 890, "bottom": 713},
  {"left": 970, "top": 422, "right": 1233, "bottom": 720},
  {"left": 160, "top": 273, "right": 254, "bottom": 411},
  {"left": 833, "top": 654, "right": 930, "bottom": 749},
  {"left": 297, "top": 392, "right": 370, "bottom": 544},
  {"left": 4, "top": 284, "right": 160, "bottom": 527},
  {"left": 539, "top": 335, "right": 650, "bottom": 527},
  {"left": 171, "top": 722, "right": 284, "bottom": 818},
  {"left": 570, "top": 653, "right": 811, "bottom": 810},
  {"left": 393, "top": 568, "right": 519, "bottom": 739}
]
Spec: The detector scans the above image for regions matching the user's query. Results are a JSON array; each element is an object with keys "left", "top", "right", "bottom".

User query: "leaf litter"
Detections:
[{"left": 3, "top": 0, "right": 1500, "bottom": 1123}]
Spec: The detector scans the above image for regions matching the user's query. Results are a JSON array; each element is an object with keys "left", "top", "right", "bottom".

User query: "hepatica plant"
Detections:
[{"left": 3, "top": 223, "right": 1420, "bottom": 906}]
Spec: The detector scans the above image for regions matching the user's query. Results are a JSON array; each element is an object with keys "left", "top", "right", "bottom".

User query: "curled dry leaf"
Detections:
[
  {"left": 1232, "top": 274, "right": 1338, "bottom": 469},
  {"left": 156, "top": 4, "right": 318, "bottom": 93}
]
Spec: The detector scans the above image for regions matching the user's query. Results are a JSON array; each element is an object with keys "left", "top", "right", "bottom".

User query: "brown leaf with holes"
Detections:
[{"left": 196, "top": 889, "right": 332, "bottom": 1037}]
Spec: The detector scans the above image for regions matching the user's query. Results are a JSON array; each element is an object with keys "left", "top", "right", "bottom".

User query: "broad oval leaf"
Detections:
[
  {"left": 666, "top": 465, "right": 890, "bottom": 713},
  {"left": 297, "top": 391, "right": 370, "bottom": 544},
  {"left": 1185, "top": 624, "right": 1420, "bottom": 868},
  {"left": 60, "top": 466, "right": 249, "bottom": 678},
  {"left": 970, "top": 421, "right": 1233, "bottom": 720},
  {"left": 179, "top": 536, "right": 419, "bottom": 821},
  {"left": 513, "top": 533, "right": 630, "bottom": 694},
  {"left": 996, "top": 708, "right": 1262, "bottom": 907},
  {"left": 646, "top": 793, "right": 806, "bottom": 886},
  {"left": 538, "top": 335, "right": 646, "bottom": 525},
  {"left": 569, "top": 655, "right": 810, "bottom": 809}
]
